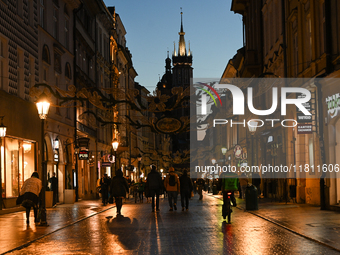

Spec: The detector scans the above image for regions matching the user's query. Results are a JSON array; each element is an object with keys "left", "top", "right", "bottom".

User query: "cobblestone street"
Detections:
[{"left": 1, "top": 194, "right": 340, "bottom": 254}]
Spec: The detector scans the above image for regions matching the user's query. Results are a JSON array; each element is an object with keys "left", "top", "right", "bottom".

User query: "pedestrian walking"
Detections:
[
  {"left": 197, "top": 178, "right": 205, "bottom": 200},
  {"left": 193, "top": 180, "right": 197, "bottom": 194},
  {"left": 179, "top": 170, "right": 193, "bottom": 211},
  {"left": 110, "top": 170, "right": 129, "bottom": 215},
  {"left": 147, "top": 164, "right": 163, "bottom": 212},
  {"left": 18, "top": 172, "right": 42, "bottom": 225},
  {"left": 49, "top": 172, "right": 58, "bottom": 207},
  {"left": 164, "top": 167, "right": 180, "bottom": 211},
  {"left": 239, "top": 172, "right": 248, "bottom": 199},
  {"left": 137, "top": 179, "right": 145, "bottom": 203},
  {"left": 100, "top": 173, "right": 111, "bottom": 205},
  {"left": 252, "top": 173, "right": 261, "bottom": 197}
]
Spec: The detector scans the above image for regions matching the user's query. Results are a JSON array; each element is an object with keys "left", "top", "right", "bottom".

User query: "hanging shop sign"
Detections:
[
  {"left": 297, "top": 93, "right": 312, "bottom": 123},
  {"left": 78, "top": 150, "right": 89, "bottom": 160},
  {"left": 326, "top": 93, "right": 340, "bottom": 118},
  {"left": 234, "top": 145, "right": 243, "bottom": 159},
  {"left": 297, "top": 124, "right": 313, "bottom": 134}
]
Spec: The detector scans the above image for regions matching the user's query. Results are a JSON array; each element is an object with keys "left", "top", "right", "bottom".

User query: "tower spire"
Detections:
[
  {"left": 173, "top": 41, "right": 177, "bottom": 56},
  {"left": 178, "top": 9, "right": 186, "bottom": 56}
]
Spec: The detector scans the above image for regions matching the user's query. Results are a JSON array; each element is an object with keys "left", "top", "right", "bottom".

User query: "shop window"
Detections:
[{"left": 4, "top": 138, "right": 35, "bottom": 198}]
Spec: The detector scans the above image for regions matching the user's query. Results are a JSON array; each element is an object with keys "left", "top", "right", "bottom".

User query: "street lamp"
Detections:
[
  {"left": 221, "top": 147, "right": 227, "bottom": 165},
  {"left": 137, "top": 154, "right": 142, "bottom": 181},
  {"left": 36, "top": 92, "right": 50, "bottom": 226},
  {"left": 211, "top": 158, "right": 216, "bottom": 194},
  {"left": 0, "top": 116, "right": 6, "bottom": 210},
  {"left": 112, "top": 138, "right": 119, "bottom": 177},
  {"left": 248, "top": 120, "right": 258, "bottom": 186}
]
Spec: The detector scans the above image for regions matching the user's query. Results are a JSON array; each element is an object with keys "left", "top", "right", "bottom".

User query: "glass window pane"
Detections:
[
  {"left": 5, "top": 138, "right": 19, "bottom": 197},
  {"left": 1, "top": 140, "right": 4, "bottom": 198},
  {"left": 23, "top": 141, "right": 35, "bottom": 181}
]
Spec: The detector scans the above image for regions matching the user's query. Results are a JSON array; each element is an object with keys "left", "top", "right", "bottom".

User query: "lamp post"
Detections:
[
  {"left": 36, "top": 92, "right": 50, "bottom": 226},
  {"left": 112, "top": 138, "right": 119, "bottom": 177},
  {"left": 211, "top": 158, "right": 216, "bottom": 194},
  {"left": 248, "top": 120, "right": 258, "bottom": 185},
  {"left": 0, "top": 116, "right": 7, "bottom": 210},
  {"left": 221, "top": 147, "right": 227, "bottom": 165},
  {"left": 137, "top": 154, "right": 142, "bottom": 181}
]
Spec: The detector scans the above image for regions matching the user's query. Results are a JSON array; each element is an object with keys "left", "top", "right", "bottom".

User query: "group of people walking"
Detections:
[{"left": 146, "top": 165, "right": 194, "bottom": 212}]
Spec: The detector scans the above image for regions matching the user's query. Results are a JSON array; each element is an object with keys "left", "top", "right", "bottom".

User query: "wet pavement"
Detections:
[{"left": 1, "top": 193, "right": 340, "bottom": 254}]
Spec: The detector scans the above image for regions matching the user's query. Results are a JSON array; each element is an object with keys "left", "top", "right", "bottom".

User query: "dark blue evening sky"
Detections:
[{"left": 104, "top": 0, "right": 243, "bottom": 92}]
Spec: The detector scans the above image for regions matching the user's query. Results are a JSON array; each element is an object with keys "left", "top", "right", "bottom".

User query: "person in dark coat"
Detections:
[
  {"left": 197, "top": 178, "right": 205, "bottom": 200},
  {"left": 49, "top": 172, "right": 58, "bottom": 207},
  {"left": 19, "top": 172, "right": 42, "bottom": 225},
  {"left": 100, "top": 173, "right": 111, "bottom": 205},
  {"left": 110, "top": 170, "right": 129, "bottom": 215},
  {"left": 252, "top": 173, "right": 261, "bottom": 197},
  {"left": 147, "top": 164, "right": 163, "bottom": 212},
  {"left": 179, "top": 170, "right": 193, "bottom": 211}
]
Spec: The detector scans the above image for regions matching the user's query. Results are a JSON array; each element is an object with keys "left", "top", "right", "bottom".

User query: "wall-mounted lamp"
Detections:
[{"left": 0, "top": 116, "right": 7, "bottom": 137}]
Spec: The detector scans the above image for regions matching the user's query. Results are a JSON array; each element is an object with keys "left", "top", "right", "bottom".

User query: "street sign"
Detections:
[
  {"left": 296, "top": 92, "right": 313, "bottom": 123},
  {"left": 297, "top": 124, "right": 313, "bottom": 134},
  {"left": 297, "top": 112, "right": 313, "bottom": 123},
  {"left": 78, "top": 150, "right": 89, "bottom": 160}
]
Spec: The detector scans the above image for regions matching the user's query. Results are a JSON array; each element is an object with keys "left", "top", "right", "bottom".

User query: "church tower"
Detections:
[{"left": 172, "top": 11, "right": 193, "bottom": 88}]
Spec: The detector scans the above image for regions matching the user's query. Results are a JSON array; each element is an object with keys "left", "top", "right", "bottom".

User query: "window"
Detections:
[
  {"left": 40, "top": 0, "right": 45, "bottom": 28},
  {"left": 65, "top": 17, "right": 69, "bottom": 49},
  {"left": 54, "top": 52, "right": 61, "bottom": 73},
  {"left": 4, "top": 138, "right": 35, "bottom": 198},
  {"left": 43, "top": 67, "right": 48, "bottom": 82},
  {"left": 306, "top": 13, "right": 312, "bottom": 64},
  {"left": 293, "top": 32, "right": 298, "bottom": 76},
  {"left": 0, "top": 40, "right": 4, "bottom": 90},
  {"left": 17, "top": 0, "right": 23, "bottom": 18},
  {"left": 42, "top": 45, "right": 50, "bottom": 64},
  {"left": 65, "top": 62, "right": 71, "bottom": 79},
  {"left": 53, "top": 7, "right": 59, "bottom": 39},
  {"left": 27, "top": 0, "right": 33, "bottom": 26},
  {"left": 320, "top": 1, "right": 325, "bottom": 55},
  {"left": 55, "top": 76, "right": 60, "bottom": 115},
  {"left": 99, "top": 28, "right": 102, "bottom": 55},
  {"left": 17, "top": 48, "right": 24, "bottom": 97}
]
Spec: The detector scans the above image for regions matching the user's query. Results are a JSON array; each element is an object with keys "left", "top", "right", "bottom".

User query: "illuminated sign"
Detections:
[
  {"left": 326, "top": 93, "right": 340, "bottom": 118},
  {"left": 78, "top": 150, "right": 89, "bottom": 160},
  {"left": 297, "top": 124, "right": 313, "bottom": 134}
]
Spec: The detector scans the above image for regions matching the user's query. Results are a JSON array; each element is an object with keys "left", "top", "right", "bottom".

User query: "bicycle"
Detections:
[{"left": 222, "top": 191, "right": 233, "bottom": 223}]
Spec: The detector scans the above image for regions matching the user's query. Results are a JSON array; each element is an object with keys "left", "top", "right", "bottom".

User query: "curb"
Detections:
[
  {"left": 1, "top": 205, "right": 116, "bottom": 255},
  {"left": 208, "top": 193, "right": 340, "bottom": 253}
]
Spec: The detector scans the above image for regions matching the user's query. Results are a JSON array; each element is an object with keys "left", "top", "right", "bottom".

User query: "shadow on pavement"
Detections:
[{"left": 106, "top": 215, "right": 139, "bottom": 250}]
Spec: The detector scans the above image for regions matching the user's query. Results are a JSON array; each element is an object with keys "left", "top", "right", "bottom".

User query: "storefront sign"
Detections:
[
  {"left": 234, "top": 145, "right": 242, "bottom": 159},
  {"left": 297, "top": 124, "right": 313, "bottom": 134},
  {"left": 326, "top": 93, "right": 340, "bottom": 118},
  {"left": 78, "top": 150, "right": 89, "bottom": 160},
  {"left": 297, "top": 112, "right": 312, "bottom": 123},
  {"left": 102, "top": 162, "right": 111, "bottom": 167}
]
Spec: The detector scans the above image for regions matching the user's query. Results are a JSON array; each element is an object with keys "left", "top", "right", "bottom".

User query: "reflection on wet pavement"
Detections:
[{"left": 5, "top": 195, "right": 340, "bottom": 255}]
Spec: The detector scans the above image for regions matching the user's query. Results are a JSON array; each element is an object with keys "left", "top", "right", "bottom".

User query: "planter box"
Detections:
[
  {"left": 64, "top": 189, "right": 75, "bottom": 204},
  {"left": 45, "top": 191, "right": 53, "bottom": 208}
]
